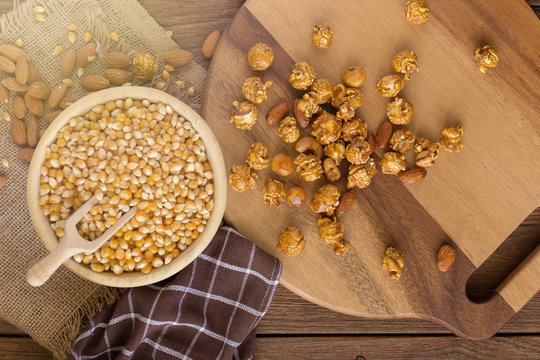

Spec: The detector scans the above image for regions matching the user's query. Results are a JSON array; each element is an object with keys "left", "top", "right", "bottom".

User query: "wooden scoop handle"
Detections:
[{"left": 26, "top": 242, "right": 79, "bottom": 287}]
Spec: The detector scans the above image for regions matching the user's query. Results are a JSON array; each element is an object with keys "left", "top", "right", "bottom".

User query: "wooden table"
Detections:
[{"left": 0, "top": 1, "right": 538, "bottom": 358}]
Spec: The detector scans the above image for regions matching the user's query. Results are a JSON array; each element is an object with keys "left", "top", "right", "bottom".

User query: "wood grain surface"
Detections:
[
  {"left": 202, "top": 0, "right": 540, "bottom": 340},
  {"left": 0, "top": 0, "right": 539, "bottom": 358}
]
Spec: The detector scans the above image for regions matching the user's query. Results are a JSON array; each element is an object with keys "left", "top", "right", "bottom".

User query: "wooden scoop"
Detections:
[{"left": 26, "top": 196, "right": 137, "bottom": 287}]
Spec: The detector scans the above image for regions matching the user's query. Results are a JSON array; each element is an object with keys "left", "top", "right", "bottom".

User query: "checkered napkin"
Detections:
[{"left": 68, "top": 226, "right": 282, "bottom": 360}]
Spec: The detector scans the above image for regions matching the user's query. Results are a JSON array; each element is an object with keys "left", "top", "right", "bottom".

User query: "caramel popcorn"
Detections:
[
  {"left": 346, "top": 137, "right": 371, "bottom": 165},
  {"left": 392, "top": 50, "right": 419, "bottom": 80},
  {"left": 345, "top": 87, "right": 363, "bottom": 107},
  {"left": 310, "top": 184, "right": 340, "bottom": 213},
  {"left": 230, "top": 101, "right": 257, "bottom": 130},
  {"left": 311, "top": 111, "right": 342, "bottom": 145},
  {"left": 278, "top": 116, "right": 301, "bottom": 143},
  {"left": 295, "top": 153, "right": 323, "bottom": 182},
  {"left": 333, "top": 241, "right": 350, "bottom": 256},
  {"left": 242, "top": 76, "right": 273, "bottom": 104},
  {"left": 246, "top": 142, "right": 269, "bottom": 170},
  {"left": 309, "top": 78, "right": 333, "bottom": 104},
  {"left": 312, "top": 23, "right": 334, "bottom": 48},
  {"left": 474, "top": 45, "right": 499, "bottom": 73},
  {"left": 343, "top": 66, "right": 366, "bottom": 88},
  {"left": 382, "top": 247, "right": 404, "bottom": 280},
  {"left": 347, "top": 158, "right": 377, "bottom": 189},
  {"left": 336, "top": 102, "right": 356, "bottom": 121},
  {"left": 380, "top": 152, "right": 407, "bottom": 175},
  {"left": 229, "top": 164, "right": 257, "bottom": 192},
  {"left": 342, "top": 119, "right": 368, "bottom": 142},
  {"left": 413, "top": 137, "right": 431, "bottom": 154},
  {"left": 248, "top": 42, "right": 274, "bottom": 71},
  {"left": 288, "top": 62, "right": 316, "bottom": 90},
  {"left": 263, "top": 179, "right": 287, "bottom": 206},
  {"left": 387, "top": 97, "right": 414, "bottom": 125},
  {"left": 277, "top": 227, "right": 305, "bottom": 256},
  {"left": 376, "top": 75, "right": 404, "bottom": 97},
  {"left": 318, "top": 215, "right": 344, "bottom": 245},
  {"left": 324, "top": 141, "right": 346, "bottom": 165},
  {"left": 330, "top": 84, "right": 346, "bottom": 108},
  {"left": 405, "top": 0, "right": 429, "bottom": 24},
  {"left": 440, "top": 125, "right": 464, "bottom": 152},
  {"left": 416, "top": 142, "right": 441, "bottom": 167},
  {"left": 297, "top": 93, "right": 321, "bottom": 118},
  {"left": 389, "top": 129, "right": 415, "bottom": 154}
]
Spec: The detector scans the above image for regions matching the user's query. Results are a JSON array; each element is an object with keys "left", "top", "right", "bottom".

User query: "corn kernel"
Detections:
[
  {"left": 164, "top": 64, "right": 174, "bottom": 72},
  {"left": 109, "top": 32, "right": 119, "bottom": 41},
  {"left": 166, "top": 31, "right": 172, "bottom": 37},
  {"left": 68, "top": 31, "right": 77, "bottom": 43},
  {"left": 15, "top": 39, "right": 23, "bottom": 48},
  {"left": 53, "top": 45, "right": 63, "bottom": 55},
  {"left": 175, "top": 80, "right": 185, "bottom": 89},
  {"left": 35, "top": 13, "right": 45, "bottom": 22},
  {"left": 83, "top": 32, "right": 92, "bottom": 42},
  {"left": 63, "top": 78, "right": 74, "bottom": 87},
  {"left": 187, "top": 86, "right": 195, "bottom": 97},
  {"left": 68, "top": 23, "right": 77, "bottom": 31}
]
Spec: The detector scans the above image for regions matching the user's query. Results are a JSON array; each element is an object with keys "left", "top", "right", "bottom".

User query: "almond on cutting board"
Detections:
[
  {"left": 0, "top": 175, "right": 6, "bottom": 189},
  {"left": 202, "top": 30, "right": 221, "bottom": 59},
  {"left": 336, "top": 190, "right": 355, "bottom": 216},
  {"left": 2, "top": 77, "right": 28, "bottom": 92},
  {"left": 398, "top": 167, "right": 427, "bottom": 185},
  {"left": 61, "top": 50, "right": 76, "bottom": 78},
  {"left": 105, "top": 52, "right": 131, "bottom": 69},
  {"left": 19, "top": 147, "right": 34, "bottom": 163},
  {"left": 59, "top": 97, "right": 78, "bottom": 110},
  {"left": 48, "top": 83, "right": 68, "bottom": 108},
  {"left": 266, "top": 101, "right": 290, "bottom": 125},
  {"left": 293, "top": 98, "right": 310, "bottom": 128},
  {"left": 0, "top": 55, "right": 15, "bottom": 73},
  {"left": 376, "top": 120, "right": 392, "bottom": 148},
  {"left": 163, "top": 49, "right": 193, "bottom": 67},
  {"left": 27, "top": 116, "right": 39, "bottom": 147},
  {"left": 81, "top": 75, "right": 109, "bottom": 91},
  {"left": 28, "top": 81, "right": 51, "bottom": 99},
  {"left": 0, "top": 44, "right": 29, "bottom": 62},
  {"left": 46, "top": 110, "right": 62, "bottom": 123},
  {"left": 15, "top": 56, "right": 29, "bottom": 84},
  {"left": 437, "top": 244, "right": 456, "bottom": 272},
  {"left": 24, "top": 93, "right": 44, "bottom": 117},
  {"left": 11, "top": 118, "right": 27, "bottom": 145},
  {"left": 0, "top": 83, "right": 8, "bottom": 104},
  {"left": 27, "top": 64, "right": 40, "bottom": 83},
  {"left": 104, "top": 69, "right": 133, "bottom": 85},
  {"left": 366, "top": 131, "right": 376, "bottom": 154}
]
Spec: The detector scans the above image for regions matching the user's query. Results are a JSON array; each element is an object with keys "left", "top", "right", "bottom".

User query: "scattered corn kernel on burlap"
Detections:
[{"left": 0, "top": 0, "right": 206, "bottom": 358}]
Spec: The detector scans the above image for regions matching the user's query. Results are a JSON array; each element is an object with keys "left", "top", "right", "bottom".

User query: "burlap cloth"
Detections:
[{"left": 0, "top": 0, "right": 207, "bottom": 358}]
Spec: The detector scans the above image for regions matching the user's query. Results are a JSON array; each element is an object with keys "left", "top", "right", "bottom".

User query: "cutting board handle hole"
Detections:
[{"left": 465, "top": 208, "right": 540, "bottom": 303}]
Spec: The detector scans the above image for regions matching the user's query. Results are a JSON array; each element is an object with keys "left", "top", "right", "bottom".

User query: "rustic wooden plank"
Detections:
[
  {"left": 0, "top": 338, "right": 52, "bottom": 359},
  {"left": 254, "top": 335, "right": 540, "bottom": 360}
]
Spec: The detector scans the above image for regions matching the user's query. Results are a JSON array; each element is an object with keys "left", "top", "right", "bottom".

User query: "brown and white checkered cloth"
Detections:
[{"left": 69, "top": 226, "right": 282, "bottom": 360}]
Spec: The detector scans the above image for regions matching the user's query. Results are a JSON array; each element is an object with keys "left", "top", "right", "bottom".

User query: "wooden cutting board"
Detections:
[{"left": 201, "top": 0, "right": 540, "bottom": 340}]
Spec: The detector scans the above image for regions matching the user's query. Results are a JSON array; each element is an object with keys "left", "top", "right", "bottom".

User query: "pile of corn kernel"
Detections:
[{"left": 39, "top": 98, "right": 214, "bottom": 274}]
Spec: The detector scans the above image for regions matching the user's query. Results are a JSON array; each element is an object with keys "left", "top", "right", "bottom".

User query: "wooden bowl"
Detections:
[{"left": 27, "top": 87, "right": 227, "bottom": 287}]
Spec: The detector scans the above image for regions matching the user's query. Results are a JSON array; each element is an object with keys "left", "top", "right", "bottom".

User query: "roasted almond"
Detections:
[
  {"left": 376, "top": 120, "right": 392, "bottom": 148},
  {"left": 81, "top": 75, "right": 109, "bottom": 91},
  {"left": 46, "top": 109, "right": 62, "bottom": 123},
  {"left": 76, "top": 43, "right": 97, "bottom": 69},
  {"left": 11, "top": 118, "right": 26, "bottom": 145},
  {"left": 0, "top": 44, "right": 29, "bottom": 62},
  {"left": 0, "top": 83, "right": 8, "bottom": 104},
  {"left": 104, "top": 68, "right": 133, "bottom": 85},
  {"left": 398, "top": 167, "right": 427, "bottom": 185},
  {"left": 48, "top": 83, "right": 68, "bottom": 108},
  {"left": 266, "top": 101, "right": 290, "bottom": 125},
  {"left": 19, "top": 147, "right": 35, "bottom": 163},
  {"left": 202, "top": 30, "right": 221, "bottom": 59},
  {"left": 28, "top": 81, "right": 51, "bottom": 99},
  {"left": 27, "top": 64, "right": 40, "bottom": 83},
  {"left": 2, "top": 77, "right": 28, "bottom": 92},
  {"left": 294, "top": 98, "right": 310, "bottom": 128},
  {"left": 59, "top": 97, "right": 78, "bottom": 110},
  {"left": 13, "top": 95, "right": 27, "bottom": 119},
  {"left": 437, "top": 244, "right": 456, "bottom": 272},
  {"left": 163, "top": 49, "right": 193, "bottom": 67},
  {"left": 366, "top": 131, "right": 376, "bottom": 154},
  {"left": 0, "top": 175, "right": 6, "bottom": 189},
  {"left": 61, "top": 50, "right": 76, "bottom": 78},
  {"left": 336, "top": 190, "right": 355, "bottom": 216},
  {"left": 24, "top": 93, "right": 44, "bottom": 117},
  {"left": 15, "top": 56, "right": 28, "bottom": 84},
  {"left": 27, "top": 116, "right": 39, "bottom": 147},
  {"left": 105, "top": 52, "right": 131, "bottom": 69},
  {"left": 0, "top": 55, "right": 15, "bottom": 73}
]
